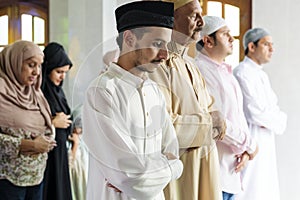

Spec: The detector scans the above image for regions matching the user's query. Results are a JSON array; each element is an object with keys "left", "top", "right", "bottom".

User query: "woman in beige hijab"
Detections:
[{"left": 0, "top": 40, "right": 56, "bottom": 200}]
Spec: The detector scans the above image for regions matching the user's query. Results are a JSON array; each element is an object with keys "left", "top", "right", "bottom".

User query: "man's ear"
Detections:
[
  {"left": 203, "top": 36, "right": 214, "bottom": 48},
  {"left": 123, "top": 30, "right": 136, "bottom": 48},
  {"left": 247, "top": 42, "right": 256, "bottom": 53}
]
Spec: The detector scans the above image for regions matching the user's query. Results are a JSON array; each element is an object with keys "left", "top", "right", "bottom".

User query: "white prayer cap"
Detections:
[
  {"left": 200, "top": 16, "right": 227, "bottom": 39},
  {"left": 243, "top": 28, "right": 270, "bottom": 50}
]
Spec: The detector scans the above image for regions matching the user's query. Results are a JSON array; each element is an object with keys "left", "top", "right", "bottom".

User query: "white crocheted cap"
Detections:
[
  {"left": 243, "top": 28, "right": 270, "bottom": 50},
  {"left": 200, "top": 15, "right": 227, "bottom": 39}
]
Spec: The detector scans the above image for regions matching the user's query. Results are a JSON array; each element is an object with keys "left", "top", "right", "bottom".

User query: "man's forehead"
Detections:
[
  {"left": 259, "top": 35, "right": 273, "bottom": 42},
  {"left": 176, "top": 0, "right": 202, "bottom": 14},
  {"left": 143, "top": 27, "right": 172, "bottom": 39},
  {"left": 218, "top": 26, "right": 230, "bottom": 33}
]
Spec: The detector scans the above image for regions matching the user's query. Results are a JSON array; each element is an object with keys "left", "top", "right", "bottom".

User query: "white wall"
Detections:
[
  {"left": 49, "top": 0, "right": 139, "bottom": 106},
  {"left": 49, "top": 0, "right": 299, "bottom": 199},
  {"left": 253, "top": 0, "right": 300, "bottom": 199},
  {"left": 50, "top": 0, "right": 119, "bottom": 108}
]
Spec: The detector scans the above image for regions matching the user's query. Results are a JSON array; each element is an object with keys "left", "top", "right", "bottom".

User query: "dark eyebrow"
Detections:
[{"left": 153, "top": 39, "right": 167, "bottom": 43}]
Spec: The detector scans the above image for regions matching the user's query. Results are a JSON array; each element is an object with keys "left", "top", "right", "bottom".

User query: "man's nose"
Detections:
[{"left": 158, "top": 47, "right": 168, "bottom": 60}]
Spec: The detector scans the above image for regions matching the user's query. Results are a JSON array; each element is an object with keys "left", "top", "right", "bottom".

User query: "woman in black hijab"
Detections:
[{"left": 42, "top": 42, "right": 73, "bottom": 200}]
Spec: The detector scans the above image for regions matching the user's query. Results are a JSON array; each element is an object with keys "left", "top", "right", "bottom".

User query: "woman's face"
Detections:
[
  {"left": 48, "top": 65, "right": 70, "bottom": 86},
  {"left": 73, "top": 127, "right": 82, "bottom": 135},
  {"left": 20, "top": 55, "right": 43, "bottom": 86}
]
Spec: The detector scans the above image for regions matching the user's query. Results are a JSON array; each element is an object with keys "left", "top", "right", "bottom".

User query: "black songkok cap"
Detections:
[{"left": 115, "top": 1, "right": 174, "bottom": 33}]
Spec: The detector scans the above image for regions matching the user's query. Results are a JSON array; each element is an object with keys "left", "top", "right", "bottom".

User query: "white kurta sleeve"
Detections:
[
  {"left": 83, "top": 85, "right": 182, "bottom": 199},
  {"left": 159, "top": 91, "right": 183, "bottom": 180},
  {"left": 198, "top": 63, "right": 256, "bottom": 154},
  {"left": 220, "top": 119, "right": 256, "bottom": 154},
  {"left": 234, "top": 68, "right": 287, "bottom": 135}
]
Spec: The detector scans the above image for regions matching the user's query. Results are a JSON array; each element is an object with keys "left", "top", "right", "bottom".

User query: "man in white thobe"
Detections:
[
  {"left": 234, "top": 28, "right": 287, "bottom": 200},
  {"left": 82, "top": 1, "right": 183, "bottom": 200}
]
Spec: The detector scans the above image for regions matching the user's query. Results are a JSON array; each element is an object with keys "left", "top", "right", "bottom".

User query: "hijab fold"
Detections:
[
  {"left": 41, "top": 42, "right": 72, "bottom": 116},
  {"left": 0, "top": 40, "right": 52, "bottom": 133}
]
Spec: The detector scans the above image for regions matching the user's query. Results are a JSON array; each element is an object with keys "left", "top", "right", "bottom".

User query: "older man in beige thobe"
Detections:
[{"left": 149, "top": 0, "right": 224, "bottom": 200}]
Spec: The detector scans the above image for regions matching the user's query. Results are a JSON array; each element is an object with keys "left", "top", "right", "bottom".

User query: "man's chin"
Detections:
[
  {"left": 151, "top": 62, "right": 161, "bottom": 66},
  {"left": 136, "top": 64, "right": 159, "bottom": 74}
]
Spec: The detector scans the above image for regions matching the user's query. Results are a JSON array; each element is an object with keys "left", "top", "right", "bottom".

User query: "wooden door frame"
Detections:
[
  {"left": 0, "top": 0, "right": 48, "bottom": 45},
  {"left": 200, "top": 0, "right": 252, "bottom": 60}
]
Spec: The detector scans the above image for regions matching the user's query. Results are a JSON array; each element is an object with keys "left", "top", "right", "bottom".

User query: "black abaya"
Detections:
[{"left": 41, "top": 42, "right": 73, "bottom": 200}]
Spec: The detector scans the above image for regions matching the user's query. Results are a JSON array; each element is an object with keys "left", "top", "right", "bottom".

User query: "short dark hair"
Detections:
[
  {"left": 196, "top": 31, "right": 217, "bottom": 51},
  {"left": 244, "top": 39, "right": 260, "bottom": 55},
  {"left": 116, "top": 27, "right": 150, "bottom": 50}
]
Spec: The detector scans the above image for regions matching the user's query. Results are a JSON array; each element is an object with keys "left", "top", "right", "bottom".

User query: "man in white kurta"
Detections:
[
  {"left": 82, "top": 1, "right": 183, "bottom": 200},
  {"left": 195, "top": 16, "right": 257, "bottom": 200},
  {"left": 234, "top": 28, "right": 287, "bottom": 200},
  {"left": 83, "top": 63, "right": 183, "bottom": 200}
]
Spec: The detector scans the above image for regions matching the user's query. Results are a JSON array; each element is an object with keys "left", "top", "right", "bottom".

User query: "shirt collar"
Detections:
[
  {"left": 197, "top": 51, "right": 232, "bottom": 73},
  {"left": 167, "top": 41, "right": 188, "bottom": 56},
  {"left": 244, "top": 56, "right": 263, "bottom": 69},
  {"left": 108, "top": 63, "right": 145, "bottom": 87}
]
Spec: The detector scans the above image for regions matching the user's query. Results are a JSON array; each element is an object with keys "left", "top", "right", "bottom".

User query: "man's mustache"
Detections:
[
  {"left": 151, "top": 60, "right": 163, "bottom": 64},
  {"left": 194, "top": 27, "right": 202, "bottom": 32}
]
